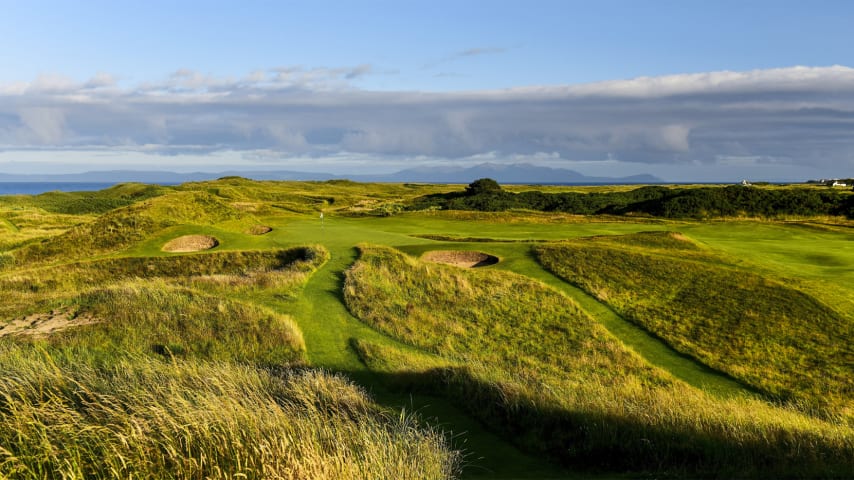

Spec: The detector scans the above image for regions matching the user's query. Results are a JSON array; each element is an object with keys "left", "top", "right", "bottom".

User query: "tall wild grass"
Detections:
[
  {"left": 0, "top": 344, "right": 460, "bottom": 479},
  {"left": 0, "top": 246, "right": 326, "bottom": 320},
  {"left": 344, "top": 244, "right": 854, "bottom": 477},
  {"left": 534, "top": 232, "right": 852, "bottom": 420}
]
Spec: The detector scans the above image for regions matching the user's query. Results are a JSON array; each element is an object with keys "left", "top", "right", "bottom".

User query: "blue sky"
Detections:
[{"left": 2, "top": 0, "right": 854, "bottom": 181}]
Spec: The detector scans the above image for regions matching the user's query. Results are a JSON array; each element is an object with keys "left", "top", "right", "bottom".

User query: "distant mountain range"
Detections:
[
  {"left": 0, "top": 163, "right": 661, "bottom": 185},
  {"left": 374, "top": 163, "right": 661, "bottom": 184}
]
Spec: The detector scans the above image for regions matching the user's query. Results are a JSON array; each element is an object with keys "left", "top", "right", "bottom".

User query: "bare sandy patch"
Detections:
[
  {"left": 162, "top": 235, "right": 219, "bottom": 252},
  {"left": 247, "top": 225, "right": 273, "bottom": 235},
  {"left": 0, "top": 309, "right": 98, "bottom": 338},
  {"left": 422, "top": 250, "right": 499, "bottom": 268}
]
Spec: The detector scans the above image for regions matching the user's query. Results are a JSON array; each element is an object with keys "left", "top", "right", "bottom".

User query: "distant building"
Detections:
[
  {"left": 740, "top": 179, "right": 752, "bottom": 186},
  {"left": 832, "top": 181, "right": 848, "bottom": 187}
]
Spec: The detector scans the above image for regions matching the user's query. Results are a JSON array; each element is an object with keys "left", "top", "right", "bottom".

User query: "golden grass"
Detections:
[
  {"left": 0, "top": 345, "right": 460, "bottom": 479},
  {"left": 344, "top": 244, "right": 854, "bottom": 477},
  {"left": 534, "top": 232, "right": 853, "bottom": 420}
]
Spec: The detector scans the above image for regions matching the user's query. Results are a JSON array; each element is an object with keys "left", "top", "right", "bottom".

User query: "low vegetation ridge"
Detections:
[
  {"left": 535, "top": 232, "right": 853, "bottom": 421},
  {"left": 410, "top": 178, "right": 854, "bottom": 218},
  {"left": 1, "top": 177, "right": 852, "bottom": 478},
  {"left": 344, "top": 244, "right": 853, "bottom": 477},
  {"left": 0, "top": 247, "right": 321, "bottom": 320}
]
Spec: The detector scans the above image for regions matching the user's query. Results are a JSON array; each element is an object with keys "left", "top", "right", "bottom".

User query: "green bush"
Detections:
[{"left": 410, "top": 184, "right": 853, "bottom": 218}]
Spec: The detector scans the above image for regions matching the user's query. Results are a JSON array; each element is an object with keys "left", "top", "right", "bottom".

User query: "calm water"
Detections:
[{"left": 1, "top": 182, "right": 125, "bottom": 195}]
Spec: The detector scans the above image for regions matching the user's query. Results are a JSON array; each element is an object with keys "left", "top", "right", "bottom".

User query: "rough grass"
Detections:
[
  {"left": 0, "top": 345, "right": 460, "bottom": 480},
  {"left": 10, "top": 190, "right": 246, "bottom": 264},
  {"left": 0, "top": 247, "right": 325, "bottom": 320},
  {"left": 0, "top": 182, "right": 168, "bottom": 215},
  {"left": 343, "top": 244, "right": 854, "bottom": 477},
  {"left": 4, "top": 179, "right": 852, "bottom": 478},
  {"left": 534, "top": 232, "right": 853, "bottom": 420},
  {"left": 0, "top": 230, "right": 459, "bottom": 479},
  {"left": 43, "top": 279, "right": 307, "bottom": 366}
]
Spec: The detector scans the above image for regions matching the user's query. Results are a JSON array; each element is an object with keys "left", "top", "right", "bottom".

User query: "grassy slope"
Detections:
[
  {"left": 2, "top": 179, "right": 852, "bottom": 478},
  {"left": 0, "top": 345, "right": 457, "bottom": 480},
  {"left": 398, "top": 241, "right": 750, "bottom": 399},
  {"left": 0, "top": 225, "right": 459, "bottom": 478},
  {"left": 343, "top": 244, "right": 853, "bottom": 477},
  {"left": 90, "top": 195, "right": 854, "bottom": 475},
  {"left": 535, "top": 232, "right": 852, "bottom": 420},
  {"left": 227, "top": 221, "right": 565, "bottom": 479},
  {"left": 287, "top": 246, "right": 565, "bottom": 479},
  {"left": 682, "top": 221, "right": 854, "bottom": 316}
]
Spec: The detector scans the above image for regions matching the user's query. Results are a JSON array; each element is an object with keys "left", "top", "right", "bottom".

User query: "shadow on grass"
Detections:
[{"left": 337, "top": 364, "right": 853, "bottom": 480}]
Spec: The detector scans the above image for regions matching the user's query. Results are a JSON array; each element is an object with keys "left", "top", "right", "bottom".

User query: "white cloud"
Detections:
[
  {"left": 1, "top": 65, "right": 853, "bottom": 177},
  {"left": 534, "top": 65, "right": 854, "bottom": 98},
  {"left": 657, "top": 125, "right": 691, "bottom": 152},
  {"left": 17, "top": 107, "right": 67, "bottom": 144}
]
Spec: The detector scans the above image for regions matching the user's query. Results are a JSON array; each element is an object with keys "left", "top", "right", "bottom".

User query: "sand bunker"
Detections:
[
  {"left": 422, "top": 250, "right": 499, "bottom": 268},
  {"left": 162, "top": 235, "right": 219, "bottom": 252},
  {"left": 0, "top": 309, "right": 98, "bottom": 338},
  {"left": 247, "top": 225, "right": 273, "bottom": 235}
]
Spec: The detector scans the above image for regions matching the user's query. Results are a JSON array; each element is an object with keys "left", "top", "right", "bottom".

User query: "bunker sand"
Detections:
[
  {"left": 0, "top": 310, "right": 98, "bottom": 338},
  {"left": 162, "top": 234, "right": 219, "bottom": 252},
  {"left": 422, "top": 250, "right": 499, "bottom": 268}
]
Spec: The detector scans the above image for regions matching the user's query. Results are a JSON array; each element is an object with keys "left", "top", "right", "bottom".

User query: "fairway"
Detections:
[{"left": 1, "top": 180, "right": 851, "bottom": 479}]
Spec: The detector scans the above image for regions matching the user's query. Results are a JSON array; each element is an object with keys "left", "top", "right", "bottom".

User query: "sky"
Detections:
[{"left": 1, "top": 0, "right": 854, "bottom": 182}]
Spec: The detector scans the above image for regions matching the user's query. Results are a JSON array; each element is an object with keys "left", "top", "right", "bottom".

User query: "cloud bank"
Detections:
[{"left": 1, "top": 65, "right": 853, "bottom": 177}]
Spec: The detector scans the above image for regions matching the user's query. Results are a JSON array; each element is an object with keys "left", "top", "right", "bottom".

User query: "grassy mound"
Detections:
[
  {"left": 162, "top": 234, "right": 219, "bottom": 252},
  {"left": 0, "top": 246, "right": 326, "bottom": 321},
  {"left": 534, "top": 231, "right": 853, "bottom": 420},
  {"left": 0, "top": 346, "right": 460, "bottom": 479},
  {"left": 0, "top": 239, "right": 458, "bottom": 479},
  {"left": 343, "top": 244, "right": 854, "bottom": 477},
  {"left": 42, "top": 280, "right": 307, "bottom": 366},
  {"left": 11, "top": 191, "right": 245, "bottom": 264},
  {"left": 0, "top": 182, "right": 168, "bottom": 215}
]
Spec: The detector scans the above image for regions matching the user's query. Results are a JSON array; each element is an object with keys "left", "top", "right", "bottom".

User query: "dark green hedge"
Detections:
[{"left": 409, "top": 180, "right": 854, "bottom": 219}]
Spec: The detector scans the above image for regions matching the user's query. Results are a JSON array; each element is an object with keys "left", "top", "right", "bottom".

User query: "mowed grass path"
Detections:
[
  {"left": 248, "top": 214, "right": 788, "bottom": 400},
  {"left": 126, "top": 212, "right": 850, "bottom": 478},
  {"left": 397, "top": 242, "right": 751, "bottom": 399},
  {"left": 245, "top": 220, "right": 570, "bottom": 479}
]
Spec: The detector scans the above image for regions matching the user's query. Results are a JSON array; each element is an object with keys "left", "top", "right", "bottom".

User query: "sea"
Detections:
[{"left": 1, "top": 182, "right": 151, "bottom": 196}]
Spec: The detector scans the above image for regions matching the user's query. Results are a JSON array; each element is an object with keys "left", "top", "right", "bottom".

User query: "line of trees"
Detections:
[{"left": 408, "top": 179, "right": 854, "bottom": 219}]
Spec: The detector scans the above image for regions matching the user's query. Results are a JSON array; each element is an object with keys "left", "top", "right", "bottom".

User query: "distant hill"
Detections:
[
  {"left": 357, "top": 162, "right": 661, "bottom": 184},
  {"left": 0, "top": 169, "right": 334, "bottom": 183},
  {"left": 0, "top": 163, "right": 660, "bottom": 185}
]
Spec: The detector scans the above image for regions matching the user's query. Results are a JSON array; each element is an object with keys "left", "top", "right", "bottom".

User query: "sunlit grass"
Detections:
[
  {"left": 344, "top": 244, "right": 854, "bottom": 477},
  {"left": 535, "top": 232, "right": 852, "bottom": 420},
  {"left": 3, "top": 178, "right": 852, "bottom": 478},
  {"left": 0, "top": 345, "right": 459, "bottom": 480}
]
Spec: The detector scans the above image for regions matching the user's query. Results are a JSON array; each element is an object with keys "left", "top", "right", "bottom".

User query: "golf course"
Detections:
[{"left": 0, "top": 177, "right": 851, "bottom": 479}]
